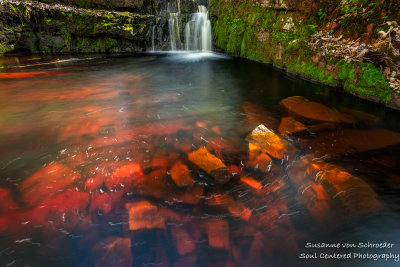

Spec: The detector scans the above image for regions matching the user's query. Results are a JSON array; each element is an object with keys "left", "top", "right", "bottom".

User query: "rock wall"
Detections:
[
  {"left": 0, "top": 0, "right": 206, "bottom": 54},
  {"left": 209, "top": 0, "right": 400, "bottom": 109},
  {"left": 0, "top": 0, "right": 164, "bottom": 54},
  {"left": 33, "top": 0, "right": 159, "bottom": 13}
]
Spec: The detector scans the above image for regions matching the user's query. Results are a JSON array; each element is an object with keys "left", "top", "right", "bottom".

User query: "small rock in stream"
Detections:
[
  {"left": 188, "top": 147, "right": 230, "bottom": 184},
  {"left": 246, "top": 124, "right": 297, "bottom": 160},
  {"left": 126, "top": 200, "right": 165, "bottom": 231}
]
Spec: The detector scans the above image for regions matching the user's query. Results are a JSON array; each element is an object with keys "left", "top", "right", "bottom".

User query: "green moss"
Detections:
[
  {"left": 339, "top": 61, "right": 392, "bottom": 103},
  {"left": 210, "top": 0, "right": 393, "bottom": 105},
  {"left": 0, "top": 42, "right": 14, "bottom": 55},
  {"left": 60, "top": 26, "right": 72, "bottom": 49}
]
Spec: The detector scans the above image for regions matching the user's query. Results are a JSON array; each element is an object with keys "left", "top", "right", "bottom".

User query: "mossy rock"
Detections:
[{"left": 209, "top": 0, "right": 394, "bottom": 107}]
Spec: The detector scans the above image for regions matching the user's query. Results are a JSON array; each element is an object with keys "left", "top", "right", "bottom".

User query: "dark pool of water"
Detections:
[{"left": 0, "top": 52, "right": 400, "bottom": 267}]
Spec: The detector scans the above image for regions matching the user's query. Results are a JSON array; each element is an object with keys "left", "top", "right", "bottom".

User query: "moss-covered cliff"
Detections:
[
  {"left": 0, "top": 0, "right": 166, "bottom": 54},
  {"left": 209, "top": 0, "right": 400, "bottom": 109}
]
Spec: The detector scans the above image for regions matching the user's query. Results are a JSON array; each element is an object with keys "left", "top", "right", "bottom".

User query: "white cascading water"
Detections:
[
  {"left": 184, "top": 5, "right": 212, "bottom": 52},
  {"left": 151, "top": 1, "right": 212, "bottom": 52},
  {"left": 151, "top": 25, "right": 156, "bottom": 51},
  {"left": 168, "top": 12, "right": 181, "bottom": 50}
]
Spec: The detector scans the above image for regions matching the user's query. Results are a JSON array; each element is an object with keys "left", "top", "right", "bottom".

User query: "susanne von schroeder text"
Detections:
[{"left": 304, "top": 242, "right": 395, "bottom": 249}]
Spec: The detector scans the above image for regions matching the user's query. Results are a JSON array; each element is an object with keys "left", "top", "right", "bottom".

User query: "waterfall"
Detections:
[
  {"left": 185, "top": 23, "right": 190, "bottom": 50},
  {"left": 151, "top": 25, "right": 156, "bottom": 51},
  {"left": 184, "top": 5, "right": 212, "bottom": 52},
  {"left": 168, "top": 13, "right": 181, "bottom": 51},
  {"left": 150, "top": 1, "right": 212, "bottom": 52}
]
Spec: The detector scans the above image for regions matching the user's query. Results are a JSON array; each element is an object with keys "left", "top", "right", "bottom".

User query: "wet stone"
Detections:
[
  {"left": 170, "top": 185, "right": 204, "bottom": 205},
  {"left": 206, "top": 193, "right": 252, "bottom": 221},
  {"left": 105, "top": 163, "right": 143, "bottom": 190},
  {"left": 20, "top": 162, "right": 80, "bottom": 205},
  {"left": 307, "top": 122, "right": 336, "bottom": 133},
  {"left": 287, "top": 155, "right": 383, "bottom": 218},
  {"left": 247, "top": 153, "right": 273, "bottom": 173},
  {"left": 90, "top": 191, "right": 124, "bottom": 215},
  {"left": 206, "top": 220, "right": 230, "bottom": 250},
  {"left": 246, "top": 124, "right": 297, "bottom": 160},
  {"left": 171, "top": 227, "right": 196, "bottom": 255},
  {"left": 280, "top": 96, "right": 355, "bottom": 124},
  {"left": 133, "top": 169, "right": 171, "bottom": 200},
  {"left": 240, "top": 176, "right": 262, "bottom": 190},
  {"left": 169, "top": 161, "right": 194, "bottom": 187},
  {"left": 278, "top": 117, "right": 307, "bottom": 135},
  {"left": 188, "top": 147, "right": 230, "bottom": 184},
  {"left": 126, "top": 201, "right": 165, "bottom": 231}
]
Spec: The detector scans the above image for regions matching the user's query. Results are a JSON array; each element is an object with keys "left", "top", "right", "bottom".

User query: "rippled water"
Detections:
[{"left": 0, "top": 53, "right": 400, "bottom": 267}]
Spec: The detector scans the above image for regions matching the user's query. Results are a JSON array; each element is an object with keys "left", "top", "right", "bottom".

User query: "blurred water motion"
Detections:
[{"left": 0, "top": 53, "right": 400, "bottom": 267}]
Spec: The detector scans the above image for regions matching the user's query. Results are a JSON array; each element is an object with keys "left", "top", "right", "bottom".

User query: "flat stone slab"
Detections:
[
  {"left": 280, "top": 96, "right": 355, "bottom": 124},
  {"left": 188, "top": 147, "right": 230, "bottom": 184}
]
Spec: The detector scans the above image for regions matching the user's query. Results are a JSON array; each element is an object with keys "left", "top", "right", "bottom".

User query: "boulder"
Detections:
[
  {"left": 246, "top": 124, "right": 297, "bottom": 160},
  {"left": 280, "top": 96, "right": 355, "bottom": 124},
  {"left": 287, "top": 155, "right": 383, "bottom": 218}
]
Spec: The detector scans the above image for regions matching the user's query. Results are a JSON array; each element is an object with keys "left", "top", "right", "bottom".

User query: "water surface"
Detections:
[{"left": 0, "top": 52, "right": 400, "bottom": 267}]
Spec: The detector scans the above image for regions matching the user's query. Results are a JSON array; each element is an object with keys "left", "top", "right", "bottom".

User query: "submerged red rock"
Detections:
[
  {"left": 105, "top": 163, "right": 143, "bottom": 190},
  {"left": 188, "top": 147, "right": 230, "bottom": 184},
  {"left": 171, "top": 227, "right": 196, "bottom": 255},
  {"left": 169, "top": 161, "right": 194, "bottom": 187},
  {"left": 206, "top": 220, "right": 230, "bottom": 250},
  {"left": 287, "top": 155, "right": 383, "bottom": 221},
  {"left": 240, "top": 176, "right": 262, "bottom": 190},
  {"left": 126, "top": 201, "right": 165, "bottom": 231},
  {"left": 280, "top": 96, "right": 355, "bottom": 124},
  {"left": 278, "top": 117, "right": 307, "bottom": 135},
  {"left": 20, "top": 162, "right": 80, "bottom": 205}
]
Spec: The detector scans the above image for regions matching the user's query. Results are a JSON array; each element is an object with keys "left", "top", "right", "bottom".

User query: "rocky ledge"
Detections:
[{"left": 0, "top": 0, "right": 165, "bottom": 54}]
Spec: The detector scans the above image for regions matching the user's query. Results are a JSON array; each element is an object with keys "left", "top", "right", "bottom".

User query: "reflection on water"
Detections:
[{"left": 0, "top": 53, "right": 400, "bottom": 266}]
